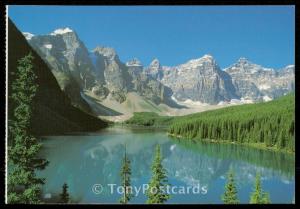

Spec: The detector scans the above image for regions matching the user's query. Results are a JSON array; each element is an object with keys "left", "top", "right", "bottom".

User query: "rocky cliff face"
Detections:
[
  {"left": 25, "top": 28, "right": 96, "bottom": 111},
  {"left": 224, "top": 58, "right": 295, "bottom": 101},
  {"left": 126, "top": 58, "right": 172, "bottom": 104},
  {"left": 146, "top": 55, "right": 294, "bottom": 104},
  {"left": 160, "top": 55, "right": 238, "bottom": 104},
  {"left": 90, "top": 46, "right": 130, "bottom": 102},
  {"left": 145, "top": 58, "right": 164, "bottom": 80},
  {"left": 24, "top": 27, "right": 294, "bottom": 108},
  {"left": 27, "top": 29, "right": 172, "bottom": 106},
  {"left": 28, "top": 28, "right": 96, "bottom": 89},
  {"left": 89, "top": 48, "right": 171, "bottom": 104}
]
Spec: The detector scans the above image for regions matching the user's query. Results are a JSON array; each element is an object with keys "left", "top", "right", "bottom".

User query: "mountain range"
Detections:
[{"left": 22, "top": 27, "right": 295, "bottom": 120}]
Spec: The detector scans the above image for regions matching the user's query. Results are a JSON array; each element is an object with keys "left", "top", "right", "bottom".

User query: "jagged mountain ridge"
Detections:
[
  {"left": 23, "top": 27, "right": 294, "bottom": 109},
  {"left": 25, "top": 30, "right": 170, "bottom": 108},
  {"left": 147, "top": 56, "right": 294, "bottom": 103},
  {"left": 224, "top": 58, "right": 295, "bottom": 102}
]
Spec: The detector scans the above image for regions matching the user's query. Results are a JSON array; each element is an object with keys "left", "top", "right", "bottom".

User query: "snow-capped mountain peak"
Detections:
[
  {"left": 225, "top": 57, "right": 264, "bottom": 73},
  {"left": 50, "top": 27, "right": 73, "bottom": 35},
  {"left": 149, "top": 58, "right": 161, "bottom": 69},
  {"left": 22, "top": 32, "right": 34, "bottom": 40},
  {"left": 237, "top": 57, "right": 250, "bottom": 64},
  {"left": 285, "top": 65, "right": 295, "bottom": 69},
  {"left": 200, "top": 54, "right": 216, "bottom": 64},
  {"left": 283, "top": 65, "right": 295, "bottom": 72},
  {"left": 202, "top": 54, "right": 214, "bottom": 60},
  {"left": 280, "top": 65, "right": 295, "bottom": 75},
  {"left": 179, "top": 54, "right": 216, "bottom": 69}
]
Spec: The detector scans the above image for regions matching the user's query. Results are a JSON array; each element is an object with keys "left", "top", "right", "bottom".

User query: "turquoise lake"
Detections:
[{"left": 39, "top": 127, "right": 295, "bottom": 204}]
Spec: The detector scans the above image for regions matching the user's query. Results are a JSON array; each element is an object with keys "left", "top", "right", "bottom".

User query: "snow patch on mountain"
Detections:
[
  {"left": 285, "top": 65, "right": 295, "bottom": 69},
  {"left": 172, "top": 96, "right": 210, "bottom": 106},
  {"left": 50, "top": 27, "right": 73, "bottom": 35},
  {"left": 179, "top": 54, "right": 215, "bottom": 69},
  {"left": 263, "top": 95, "right": 272, "bottom": 102},
  {"left": 240, "top": 98, "right": 254, "bottom": 104},
  {"left": 258, "top": 84, "right": 271, "bottom": 90},
  {"left": 43, "top": 44, "right": 52, "bottom": 49},
  {"left": 182, "top": 99, "right": 209, "bottom": 106},
  {"left": 22, "top": 32, "right": 34, "bottom": 40},
  {"left": 217, "top": 98, "right": 254, "bottom": 105},
  {"left": 126, "top": 58, "right": 143, "bottom": 67}
]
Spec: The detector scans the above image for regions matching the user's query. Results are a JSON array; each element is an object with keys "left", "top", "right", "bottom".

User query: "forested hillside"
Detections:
[{"left": 169, "top": 94, "right": 295, "bottom": 152}]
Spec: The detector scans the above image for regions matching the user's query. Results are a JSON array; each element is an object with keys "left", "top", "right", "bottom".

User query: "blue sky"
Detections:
[{"left": 8, "top": 6, "right": 295, "bottom": 69}]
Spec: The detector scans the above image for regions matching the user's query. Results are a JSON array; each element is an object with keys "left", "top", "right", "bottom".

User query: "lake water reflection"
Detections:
[{"left": 39, "top": 127, "right": 295, "bottom": 204}]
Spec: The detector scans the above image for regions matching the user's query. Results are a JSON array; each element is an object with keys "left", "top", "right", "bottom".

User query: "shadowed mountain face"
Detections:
[{"left": 8, "top": 18, "right": 107, "bottom": 135}]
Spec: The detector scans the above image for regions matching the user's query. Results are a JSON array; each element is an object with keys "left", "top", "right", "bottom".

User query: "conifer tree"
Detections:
[
  {"left": 146, "top": 144, "right": 170, "bottom": 204},
  {"left": 250, "top": 173, "right": 271, "bottom": 204},
  {"left": 60, "top": 183, "right": 70, "bottom": 203},
  {"left": 221, "top": 170, "right": 239, "bottom": 204},
  {"left": 278, "top": 129, "right": 286, "bottom": 149},
  {"left": 119, "top": 145, "right": 133, "bottom": 204},
  {"left": 8, "top": 53, "right": 48, "bottom": 204}
]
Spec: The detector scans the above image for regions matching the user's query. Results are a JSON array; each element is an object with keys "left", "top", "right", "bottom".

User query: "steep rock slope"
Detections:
[
  {"left": 126, "top": 58, "right": 173, "bottom": 105},
  {"left": 27, "top": 29, "right": 173, "bottom": 107},
  {"left": 90, "top": 46, "right": 131, "bottom": 103},
  {"left": 24, "top": 28, "right": 96, "bottom": 111},
  {"left": 160, "top": 55, "right": 238, "bottom": 104},
  {"left": 8, "top": 18, "right": 107, "bottom": 135}
]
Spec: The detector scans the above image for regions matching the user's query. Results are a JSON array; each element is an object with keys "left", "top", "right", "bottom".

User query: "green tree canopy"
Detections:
[
  {"left": 250, "top": 173, "right": 271, "bottom": 204},
  {"left": 146, "top": 144, "right": 170, "bottom": 204},
  {"left": 8, "top": 53, "right": 48, "bottom": 203},
  {"left": 119, "top": 145, "right": 133, "bottom": 204},
  {"left": 222, "top": 170, "right": 239, "bottom": 204}
]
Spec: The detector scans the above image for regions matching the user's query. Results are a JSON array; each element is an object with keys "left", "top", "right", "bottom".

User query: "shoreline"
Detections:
[
  {"left": 167, "top": 133, "right": 295, "bottom": 155},
  {"left": 113, "top": 122, "right": 169, "bottom": 130}
]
